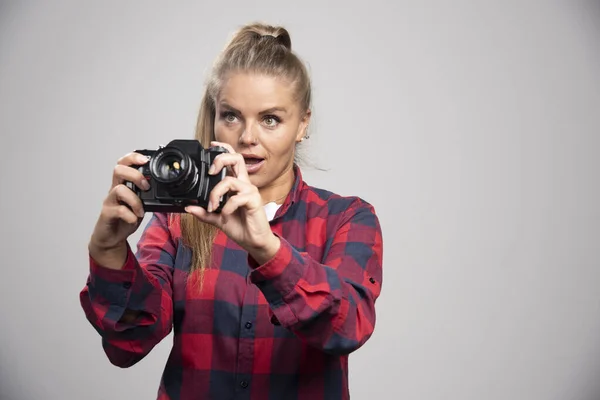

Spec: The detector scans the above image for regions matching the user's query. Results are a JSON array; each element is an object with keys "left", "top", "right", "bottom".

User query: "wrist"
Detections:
[
  {"left": 88, "top": 240, "right": 128, "bottom": 270},
  {"left": 248, "top": 234, "right": 280, "bottom": 266}
]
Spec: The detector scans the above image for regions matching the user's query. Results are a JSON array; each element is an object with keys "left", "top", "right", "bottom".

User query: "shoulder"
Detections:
[{"left": 299, "top": 181, "right": 380, "bottom": 228}]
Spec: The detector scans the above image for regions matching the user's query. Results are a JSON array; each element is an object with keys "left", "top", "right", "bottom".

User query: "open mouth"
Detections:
[
  {"left": 242, "top": 155, "right": 265, "bottom": 173},
  {"left": 244, "top": 156, "right": 264, "bottom": 165}
]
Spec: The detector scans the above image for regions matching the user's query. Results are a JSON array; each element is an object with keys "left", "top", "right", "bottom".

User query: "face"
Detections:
[{"left": 213, "top": 72, "right": 310, "bottom": 193}]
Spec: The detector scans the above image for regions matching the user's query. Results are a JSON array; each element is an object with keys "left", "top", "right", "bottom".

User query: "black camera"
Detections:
[{"left": 126, "top": 139, "right": 229, "bottom": 213}]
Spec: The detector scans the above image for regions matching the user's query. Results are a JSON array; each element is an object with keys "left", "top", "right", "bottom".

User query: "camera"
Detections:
[{"left": 126, "top": 139, "right": 229, "bottom": 213}]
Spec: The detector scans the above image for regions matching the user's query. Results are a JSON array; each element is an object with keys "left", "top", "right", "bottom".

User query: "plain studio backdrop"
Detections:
[{"left": 1, "top": 1, "right": 599, "bottom": 399}]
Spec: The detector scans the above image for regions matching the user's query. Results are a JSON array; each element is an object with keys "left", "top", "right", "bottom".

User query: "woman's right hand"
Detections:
[{"left": 88, "top": 152, "right": 151, "bottom": 269}]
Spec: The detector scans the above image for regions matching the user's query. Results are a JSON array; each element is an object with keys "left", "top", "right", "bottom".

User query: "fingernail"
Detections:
[
  {"left": 207, "top": 201, "right": 213, "bottom": 213},
  {"left": 140, "top": 179, "right": 150, "bottom": 190},
  {"left": 208, "top": 165, "right": 216, "bottom": 175}
]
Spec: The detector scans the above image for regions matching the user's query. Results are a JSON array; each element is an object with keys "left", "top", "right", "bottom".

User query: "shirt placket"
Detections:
[{"left": 233, "top": 275, "right": 258, "bottom": 399}]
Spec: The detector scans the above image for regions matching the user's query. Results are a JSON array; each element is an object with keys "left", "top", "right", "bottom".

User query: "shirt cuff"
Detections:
[
  {"left": 87, "top": 243, "right": 138, "bottom": 308},
  {"left": 249, "top": 235, "right": 305, "bottom": 287},
  {"left": 249, "top": 236, "right": 307, "bottom": 327},
  {"left": 90, "top": 245, "right": 137, "bottom": 278}
]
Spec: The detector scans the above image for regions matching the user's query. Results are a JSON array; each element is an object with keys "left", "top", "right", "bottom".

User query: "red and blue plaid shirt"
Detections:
[{"left": 80, "top": 166, "right": 384, "bottom": 400}]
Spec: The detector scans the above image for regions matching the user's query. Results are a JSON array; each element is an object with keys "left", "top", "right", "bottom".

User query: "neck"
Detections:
[{"left": 259, "top": 163, "right": 295, "bottom": 205}]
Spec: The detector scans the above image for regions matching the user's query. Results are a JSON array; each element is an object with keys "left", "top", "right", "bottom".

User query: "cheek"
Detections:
[
  {"left": 214, "top": 122, "right": 238, "bottom": 142},
  {"left": 265, "top": 133, "right": 298, "bottom": 161},
  {"left": 213, "top": 125, "right": 223, "bottom": 141}
]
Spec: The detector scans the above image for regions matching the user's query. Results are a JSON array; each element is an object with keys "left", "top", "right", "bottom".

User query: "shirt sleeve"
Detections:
[
  {"left": 248, "top": 198, "right": 384, "bottom": 356},
  {"left": 79, "top": 212, "right": 176, "bottom": 367}
]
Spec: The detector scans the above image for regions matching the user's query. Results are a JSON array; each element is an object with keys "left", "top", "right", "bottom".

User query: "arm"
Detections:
[
  {"left": 249, "top": 199, "right": 383, "bottom": 356},
  {"left": 79, "top": 212, "right": 175, "bottom": 367}
]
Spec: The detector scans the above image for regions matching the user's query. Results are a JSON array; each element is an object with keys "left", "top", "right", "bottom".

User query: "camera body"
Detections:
[{"left": 126, "top": 139, "right": 229, "bottom": 213}]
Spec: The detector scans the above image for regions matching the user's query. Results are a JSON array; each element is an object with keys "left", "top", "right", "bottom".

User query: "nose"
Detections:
[{"left": 239, "top": 123, "right": 258, "bottom": 146}]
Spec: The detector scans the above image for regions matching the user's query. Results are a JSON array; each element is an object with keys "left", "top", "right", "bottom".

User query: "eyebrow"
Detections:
[{"left": 219, "top": 102, "right": 288, "bottom": 115}]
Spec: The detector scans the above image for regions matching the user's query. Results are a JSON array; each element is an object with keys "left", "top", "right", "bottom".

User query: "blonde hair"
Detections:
[{"left": 180, "top": 22, "right": 312, "bottom": 290}]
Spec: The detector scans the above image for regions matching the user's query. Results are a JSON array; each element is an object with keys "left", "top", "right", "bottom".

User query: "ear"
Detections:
[{"left": 295, "top": 109, "right": 312, "bottom": 143}]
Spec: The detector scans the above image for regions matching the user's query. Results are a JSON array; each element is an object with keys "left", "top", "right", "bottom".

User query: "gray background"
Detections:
[{"left": 1, "top": 1, "right": 599, "bottom": 399}]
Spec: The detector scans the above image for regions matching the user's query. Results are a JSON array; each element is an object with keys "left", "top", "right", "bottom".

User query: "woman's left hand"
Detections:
[{"left": 184, "top": 141, "right": 280, "bottom": 265}]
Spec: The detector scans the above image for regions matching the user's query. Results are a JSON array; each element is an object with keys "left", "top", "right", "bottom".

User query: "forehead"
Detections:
[{"left": 217, "top": 73, "right": 297, "bottom": 111}]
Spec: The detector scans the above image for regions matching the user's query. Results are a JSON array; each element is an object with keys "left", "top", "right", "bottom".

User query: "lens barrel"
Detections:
[{"left": 150, "top": 147, "right": 198, "bottom": 195}]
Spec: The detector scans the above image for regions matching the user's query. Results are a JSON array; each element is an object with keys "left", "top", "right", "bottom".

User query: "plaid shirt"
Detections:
[{"left": 80, "top": 166, "right": 384, "bottom": 400}]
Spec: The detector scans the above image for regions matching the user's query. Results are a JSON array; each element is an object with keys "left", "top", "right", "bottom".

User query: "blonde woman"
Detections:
[{"left": 80, "top": 22, "right": 384, "bottom": 400}]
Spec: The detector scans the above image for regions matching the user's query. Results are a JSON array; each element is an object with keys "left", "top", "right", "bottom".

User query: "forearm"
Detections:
[
  {"left": 88, "top": 241, "right": 128, "bottom": 270},
  {"left": 249, "top": 236, "right": 381, "bottom": 355},
  {"left": 81, "top": 213, "right": 177, "bottom": 367},
  {"left": 245, "top": 232, "right": 281, "bottom": 265},
  {"left": 276, "top": 265, "right": 376, "bottom": 354},
  {"left": 80, "top": 244, "right": 173, "bottom": 364},
  {"left": 80, "top": 266, "right": 172, "bottom": 338}
]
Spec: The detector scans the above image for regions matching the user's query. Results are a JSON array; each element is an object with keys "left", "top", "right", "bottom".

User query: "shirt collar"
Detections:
[{"left": 272, "top": 164, "right": 304, "bottom": 220}]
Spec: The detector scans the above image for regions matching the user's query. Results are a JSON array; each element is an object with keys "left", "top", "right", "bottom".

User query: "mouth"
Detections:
[
  {"left": 243, "top": 156, "right": 264, "bottom": 164},
  {"left": 242, "top": 154, "right": 265, "bottom": 173}
]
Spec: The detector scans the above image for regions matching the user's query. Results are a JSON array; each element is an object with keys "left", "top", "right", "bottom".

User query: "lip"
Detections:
[{"left": 241, "top": 153, "right": 265, "bottom": 174}]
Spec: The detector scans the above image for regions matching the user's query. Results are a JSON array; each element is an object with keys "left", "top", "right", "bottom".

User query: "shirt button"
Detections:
[
  {"left": 123, "top": 282, "right": 132, "bottom": 289},
  {"left": 369, "top": 277, "right": 376, "bottom": 284},
  {"left": 240, "top": 380, "right": 248, "bottom": 388},
  {"left": 245, "top": 322, "right": 252, "bottom": 329}
]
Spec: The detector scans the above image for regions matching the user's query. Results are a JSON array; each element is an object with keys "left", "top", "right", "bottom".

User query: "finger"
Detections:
[
  {"left": 108, "top": 184, "right": 145, "bottom": 218},
  {"left": 208, "top": 176, "right": 255, "bottom": 212},
  {"left": 210, "top": 141, "right": 236, "bottom": 154},
  {"left": 107, "top": 204, "right": 141, "bottom": 225},
  {"left": 209, "top": 153, "right": 249, "bottom": 181},
  {"left": 185, "top": 205, "right": 221, "bottom": 226},
  {"left": 112, "top": 164, "right": 150, "bottom": 191},
  {"left": 209, "top": 141, "right": 245, "bottom": 178},
  {"left": 112, "top": 152, "right": 150, "bottom": 189},
  {"left": 219, "top": 193, "right": 258, "bottom": 217},
  {"left": 117, "top": 152, "right": 151, "bottom": 166}
]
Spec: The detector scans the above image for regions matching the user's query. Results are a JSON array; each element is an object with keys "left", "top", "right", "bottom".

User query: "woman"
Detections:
[{"left": 80, "top": 22, "right": 384, "bottom": 400}]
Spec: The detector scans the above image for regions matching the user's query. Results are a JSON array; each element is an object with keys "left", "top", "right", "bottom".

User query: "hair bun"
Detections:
[
  {"left": 268, "top": 30, "right": 292, "bottom": 51},
  {"left": 234, "top": 23, "right": 293, "bottom": 51}
]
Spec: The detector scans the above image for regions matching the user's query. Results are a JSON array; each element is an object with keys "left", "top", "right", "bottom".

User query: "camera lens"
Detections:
[
  {"left": 156, "top": 155, "right": 184, "bottom": 181},
  {"left": 150, "top": 147, "right": 198, "bottom": 195}
]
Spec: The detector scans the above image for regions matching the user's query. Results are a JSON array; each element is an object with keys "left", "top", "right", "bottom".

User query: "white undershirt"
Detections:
[{"left": 263, "top": 202, "right": 282, "bottom": 222}]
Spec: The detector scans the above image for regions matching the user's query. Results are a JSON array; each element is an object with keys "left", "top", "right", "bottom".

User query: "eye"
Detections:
[
  {"left": 263, "top": 115, "right": 281, "bottom": 127},
  {"left": 221, "top": 111, "right": 238, "bottom": 124}
]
